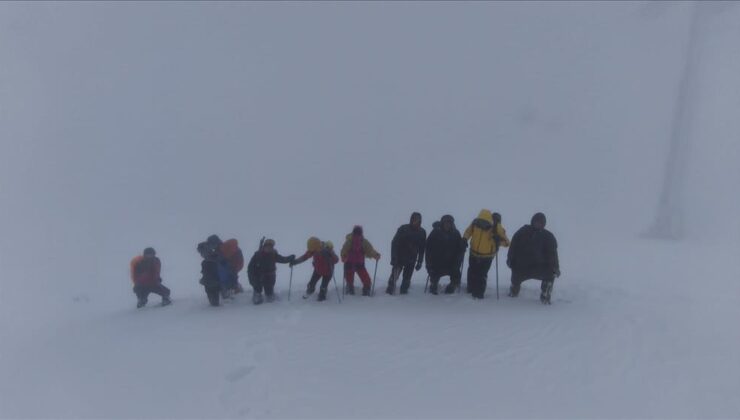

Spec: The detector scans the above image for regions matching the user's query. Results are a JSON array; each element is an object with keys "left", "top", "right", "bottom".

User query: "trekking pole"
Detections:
[
  {"left": 424, "top": 275, "right": 430, "bottom": 294},
  {"left": 371, "top": 259, "right": 379, "bottom": 296},
  {"left": 288, "top": 266, "right": 293, "bottom": 301},
  {"left": 459, "top": 257, "right": 465, "bottom": 294},
  {"left": 332, "top": 274, "right": 342, "bottom": 303},
  {"left": 495, "top": 253, "right": 500, "bottom": 300}
]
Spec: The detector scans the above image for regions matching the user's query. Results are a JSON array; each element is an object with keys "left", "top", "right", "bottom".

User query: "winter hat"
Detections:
[
  {"left": 263, "top": 239, "right": 275, "bottom": 248},
  {"left": 410, "top": 212, "right": 422, "bottom": 224},
  {"left": 324, "top": 240, "right": 334, "bottom": 250},
  {"left": 441, "top": 215, "right": 455, "bottom": 224},
  {"left": 531, "top": 212, "right": 547, "bottom": 226},
  {"left": 143, "top": 247, "right": 156, "bottom": 257},
  {"left": 352, "top": 225, "right": 363, "bottom": 236},
  {"left": 307, "top": 237, "right": 321, "bottom": 252},
  {"left": 207, "top": 234, "right": 222, "bottom": 245}
]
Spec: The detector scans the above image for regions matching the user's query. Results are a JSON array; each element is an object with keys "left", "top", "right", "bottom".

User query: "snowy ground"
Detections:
[{"left": 2, "top": 235, "right": 739, "bottom": 419}]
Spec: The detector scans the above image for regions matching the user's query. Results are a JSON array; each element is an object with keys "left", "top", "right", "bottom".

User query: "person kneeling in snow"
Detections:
[
  {"left": 130, "top": 247, "right": 171, "bottom": 308},
  {"left": 425, "top": 215, "right": 466, "bottom": 295},
  {"left": 340, "top": 225, "right": 381, "bottom": 296},
  {"left": 247, "top": 239, "right": 295, "bottom": 305},
  {"left": 507, "top": 212, "right": 560, "bottom": 304},
  {"left": 197, "top": 242, "right": 221, "bottom": 307},
  {"left": 291, "top": 237, "right": 339, "bottom": 302}
]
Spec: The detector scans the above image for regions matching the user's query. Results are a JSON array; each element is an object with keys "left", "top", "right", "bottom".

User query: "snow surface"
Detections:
[{"left": 1, "top": 2, "right": 740, "bottom": 418}]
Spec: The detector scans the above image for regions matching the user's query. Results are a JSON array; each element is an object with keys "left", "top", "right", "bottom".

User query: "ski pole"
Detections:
[
  {"left": 459, "top": 256, "right": 465, "bottom": 294},
  {"left": 332, "top": 274, "right": 342, "bottom": 303},
  {"left": 495, "top": 253, "right": 499, "bottom": 300},
  {"left": 288, "top": 266, "right": 293, "bottom": 301},
  {"left": 371, "top": 259, "right": 379, "bottom": 296},
  {"left": 424, "top": 275, "right": 429, "bottom": 294}
]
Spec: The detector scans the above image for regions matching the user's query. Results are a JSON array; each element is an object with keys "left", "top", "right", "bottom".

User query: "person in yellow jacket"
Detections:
[
  {"left": 463, "top": 210, "right": 510, "bottom": 299},
  {"left": 340, "top": 225, "right": 381, "bottom": 296}
]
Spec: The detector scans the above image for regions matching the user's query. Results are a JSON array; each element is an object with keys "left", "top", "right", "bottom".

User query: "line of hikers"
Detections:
[{"left": 129, "top": 210, "right": 560, "bottom": 308}]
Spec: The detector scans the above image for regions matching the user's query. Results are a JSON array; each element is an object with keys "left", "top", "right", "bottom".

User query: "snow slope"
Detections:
[{"left": 1, "top": 2, "right": 740, "bottom": 418}]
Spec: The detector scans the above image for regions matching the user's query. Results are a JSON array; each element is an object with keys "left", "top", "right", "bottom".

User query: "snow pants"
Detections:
[
  {"left": 307, "top": 271, "right": 332, "bottom": 292},
  {"left": 204, "top": 285, "right": 220, "bottom": 306},
  {"left": 249, "top": 272, "right": 276, "bottom": 295},
  {"left": 344, "top": 262, "right": 371, "bottom": 288},
  {"left": 388, "top": 262, "right": 414, "bottom": 292},
  {"left": 510, "top": 269, "right": 554, "bottom": 295},
  {"left": 467, "top": 256, "right": 493, "bottom": 299},
  {"left": 427, "top": 267, "right": 462, "bottom": 287},
  {"left": 133, "top": 283, "right": 170, "bottom": 301}
]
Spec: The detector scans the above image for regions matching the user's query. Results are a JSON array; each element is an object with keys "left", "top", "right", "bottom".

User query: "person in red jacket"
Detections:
[
  {"left": 129, "top": 247, "right": 171, "bottom": 308},
  {"left": 291, "top": 237, "right": 339, "bottom": 301}
]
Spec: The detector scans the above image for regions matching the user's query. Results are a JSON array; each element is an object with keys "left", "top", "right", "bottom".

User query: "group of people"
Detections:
[{"left": 128, "top": 210, "right": 560, "bottom": 308}]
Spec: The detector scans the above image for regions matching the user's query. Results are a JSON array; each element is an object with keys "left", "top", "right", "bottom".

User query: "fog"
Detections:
[{"left": 1, "top": 1, "right": 738, "bottom": 311}]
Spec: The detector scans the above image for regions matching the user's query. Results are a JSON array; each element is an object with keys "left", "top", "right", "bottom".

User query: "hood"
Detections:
[{"left": 476, "top": 209, "right": 494, "bottom": 224}]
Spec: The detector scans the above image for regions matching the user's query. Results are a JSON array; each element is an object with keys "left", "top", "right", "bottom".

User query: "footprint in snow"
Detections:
[{"left": 225, "top": 366, "right": 255, "bottom": 383}]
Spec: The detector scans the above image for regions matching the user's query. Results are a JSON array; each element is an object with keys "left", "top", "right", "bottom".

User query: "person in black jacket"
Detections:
[
  {"left": 507, "top": 212, "right": 560, "bottom": 303},
  {"left": 247, "top": 239, "right": 295, "bottom": 305},
  {"left": 386, "top": 212, "right": 427, "bottom": 295},
  {"left": 197, "top": 242, "right": 221, "bottom": 306},
  {"left": 425, "top": 215, "right": 466, "bottom": 295}
]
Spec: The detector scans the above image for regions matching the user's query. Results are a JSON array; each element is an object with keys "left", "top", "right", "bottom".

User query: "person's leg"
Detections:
[
  {"left": 344, "top": 263, "right": 356, "bottom": 294},
  {"left": 133, "top": 285, "right": 149, "bottom": 307},
  {"left": 206, "top": 286, "right": 220, "bottom": 306},
  {"left": 249, "top": 274, "right": 263, "bottom": 294},
  {"left": 264, "top": 273, "right": 277, "bottom": 297},
  {"left": 509, "top": 270, "right": 525, "bottom": 297},
  {"left": 357, "top": 265, "right": 372, "bottom": 295},
  {"left": 428, "top": 270, "right": 440, "bottom": 294},
  {"left": 307, "top": 271, "right": 321, "bottom": 294},
  {"left": 474, "top": 258, "right": 493, "bottom": 299},
  {"left": 399, "top": 263, "right": 414, "bottom": 294},
  {"left": 539, "top": 275, "right": 555, "bottom": 302},
  {"left": 386, "top": 265, "right": 400, "bottom": 294},
  {"left": 318, "top": 275, "right": 331, "bottom": 301},
  {"left": 466, "top": 257, "right": 476, "bottom": 293}
]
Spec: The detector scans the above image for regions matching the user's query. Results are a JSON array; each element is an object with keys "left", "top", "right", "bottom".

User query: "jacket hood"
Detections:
[
  {"left": 410, "top": 212, "right": 422, "bottom": 225},
  {"left": 476, "top": 209, "right": 494, "bottom": 224}
]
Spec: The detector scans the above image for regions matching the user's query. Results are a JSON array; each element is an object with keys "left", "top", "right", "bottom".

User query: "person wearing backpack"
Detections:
[
  {"left": 507, "top": 212, "right": 560, "bottom": 304},
  {"left": 340, "top": 225, "right": 381, "bottom": 296},
  {"left": 197, "top": 242, "right": 221, "bottom": 306},
  {"left": 129, "top": 247, "right": 171, "bottom": 308},
  {"left": 206, "top": 235, "right": 245, "bottom": 299},
  {"left": 386, "top": 212, "right": 427, "bottom": 295},
  {"left": 462, "top": 209, "right": 510, "bottom": 299},
  {"left": 291, "top": 237, "right": 339, "bottom": 301},
  {"left": 425, "top": 215, "right": 466, "bottom": 295},
  {"left": 246, "top": 239, "right": 295, "bottom": 304}
]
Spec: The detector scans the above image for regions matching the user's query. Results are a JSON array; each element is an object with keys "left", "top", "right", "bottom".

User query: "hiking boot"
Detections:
[
  {"left": 346, "top": 285, "right": 355, "bottom": 295},
  {"left": 136, "top": 298, "right": 147, "bottom": 309},
  {"left": 399, "top": 287, "right": 408, "bottom": 295},
  {"left": 444, "top": 283, "right": 458, "bottom": 294},
  {"left": 252, "top": 292, "right": 264, "bottom": 305},
  {"left": 362, "top": 286, "right": 371, "bottom": 296},
  {"left": 305, "top": 285, "right": 316, "bottom": 296},
  {"left": 317, "top": 288, "right": 327, "bottom": 302},
  {"left": 508, "top": 286, "right": 519, "bottom": 298},
  {"left": 265, "top": 293, "right": 276, "bottom": 303},
  {"left": 161, "top": 296, "right": 172, "bottom": 307}
]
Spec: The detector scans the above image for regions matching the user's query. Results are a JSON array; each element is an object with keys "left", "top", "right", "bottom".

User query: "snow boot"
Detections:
[
  {"left": 346, "top": 284, "right": 355, "bottom": 295},
  {"left": 136, "top": 298, "right": 147, "bottom": 309},
  {"left": 317, "top": 288, "right": 327, "bottom": 302},
  {"left": 161, "top": 296, "right": 172, "bottom": 307},
  {"left": 252, "top": 292, "right": 264, "bottom": 305},
  {"left": 540, "top": 281, "right": 553, "bottom": 304},
  {"left": 508, "top": 285, "right": 519, "bottom": 298},
  {"left": 399, "top": 287, "right": 409, "bottom": 295},
  {"left": 362, "top": 286, "right": 371, "bottom": 296},
  {"left": 444, "top": 283, "right": 458, "bottom": 294},
  {"left": 265, "top": 293, "right": 276, "bottom": 303}
]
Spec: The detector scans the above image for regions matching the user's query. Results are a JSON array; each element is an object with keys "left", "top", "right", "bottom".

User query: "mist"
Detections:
[{"left": 1, "top": 2, "right": 739, "bottom": 417}]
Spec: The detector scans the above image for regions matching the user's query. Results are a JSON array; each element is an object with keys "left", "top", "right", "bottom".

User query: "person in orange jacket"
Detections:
[{"left": 129, "top": 247, "right": 171, "bottom": 308}]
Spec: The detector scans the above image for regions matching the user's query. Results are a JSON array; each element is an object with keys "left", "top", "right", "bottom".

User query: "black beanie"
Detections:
[{"left": 531, "top": 212, "right": 547, "bottom": 226}]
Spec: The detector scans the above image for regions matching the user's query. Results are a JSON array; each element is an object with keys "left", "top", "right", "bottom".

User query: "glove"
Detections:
[
  {"left": 374, "top": 253, "right": 381, "bottom": 261},
  {"left": 554, "top": 268, "right": 561, "bottom": 278},
  {"left": 289, "top": 255, "right": 296, "bottom": 263},
  {"left": 415, "top": 262, "right": 422, "bottom": 271}
]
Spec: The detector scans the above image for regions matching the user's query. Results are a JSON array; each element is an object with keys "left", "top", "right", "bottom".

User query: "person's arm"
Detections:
[
  {"left": 463, "top": 224, "right": 473, "bottom": 240},
  {"left": 548, "top": 234, "right": 560, "bottom": 276},
  {"left": 390, "top": 227, "right": 403, "bottom": 265},
  {"left": 292, "top": 251, "right": 312, "bottom": 266},
  {"left": 340, "top": 238, "right": 350, "bottom": 262},
  {"left": 416, "top": 229, "right": 427, "bottom": 268},
  {"left": 247, "top": 253, "right": 258, "bottom": 278},
  {"left": 496, "top": 224, "right": 511, "bottom": 248},
  {"left": 363, "top": 239, "right": 380, "bottom": 260},
  {"left": 276, "top": 252, "right": 296, "bottom": 264}
]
